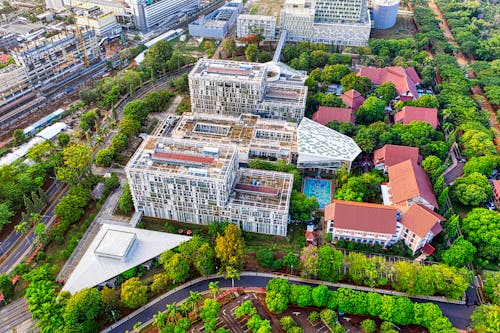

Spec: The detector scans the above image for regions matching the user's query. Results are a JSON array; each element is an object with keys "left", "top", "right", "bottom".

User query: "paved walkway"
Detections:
[{"left": 0, "top": 298, "right": 37, "bottom": 333}]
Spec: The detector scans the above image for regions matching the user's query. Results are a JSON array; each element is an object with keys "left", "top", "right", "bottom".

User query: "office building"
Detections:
[
  {"left": 74, "top": 6, "right": 122, "bottom": 38},
  {"left": 126, "top": 0, "right": 200, "bottom": 31},
  {"left": 237, "top": 14, "right": 276, "bottom": 40},
  {"left": 280, "top": 0, "right": 371, "bottom": 46},
  {"left": 64, "top": 0, "right": 135, "bottom": 28},
  {"left": 189, "top": 0, "right": 243, "bottom": 39},
  {"left": 125, "top": 137, "right": 293, "bottom": 236},
  {"left": 188, "top": 58, "right": 307, "bottom": 121}
]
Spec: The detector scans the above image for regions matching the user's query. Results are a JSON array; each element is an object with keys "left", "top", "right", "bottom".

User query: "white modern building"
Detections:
[
  {"left": 189, "top": 0, "right": 243, "bottom": 39},
  {"left": 74, "top": 6, "right": 122, "bottom": 38},
  {"left": 297, "top": 117, "right": 361, "bottom": 172},
  {"left": 237, "top": 14, "right": 277, "bottom": 40},
  {"left": 125, "top": 137, "right": 293, "bottom": 236},
  {"left": 188, "top": 58, "right": 307, "bottom": 121},
  {"left": 126, "top": 0, "right": 200, "bottom": 31},
  {"left": 280, "top": 0, "right": 371, "bottom": 46}
]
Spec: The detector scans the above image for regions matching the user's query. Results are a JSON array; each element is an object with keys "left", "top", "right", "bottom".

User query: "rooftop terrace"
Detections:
[{"left": 191, "top": 58, "right": 266, "bottom": 83}]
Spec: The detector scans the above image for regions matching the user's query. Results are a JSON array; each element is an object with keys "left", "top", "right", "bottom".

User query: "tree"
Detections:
[
  {"left": 290, "top": 190, "right": 318, "bottom": 221},
  {"left": 163, "top": 253, "right": 189, "bottom": 284},
  {"left": 143, "top": 40, "right": 173, "bottom": 73},
  {"left": 442, "top": 236, "right": 477, "bottom": 267},
  {"left": 225, "top": 265, "right": 240, "bottom": 288},
  {"left": 57, "top": 132, "right": 71, "bottom": 147},
  {"left": 245, "top": 44, "right": 259, "bottom": 62},
  {"left": 422, "top": 155, "right": 443, "bottom": 183},
  {"left": 413, "top": 303, "right": 443, "bottom": 329},
  {"left": 470, "top": 304, "right": 500, "bottom": 333},
  {"left": 310, "top": 50, "right": 329, "bottom": 68},
  {"left": 118, "top": 117, "right": 141, "bottom": 137},
  {"left": 164, "top": 302, "right": 181, "bottom": 324},
  {"left": 318, "top": 245, "right": 343, "bottom": 282},
  {"left": 321, "top": 64, "right": 351, "bottom": 84},
  {"left": 187, "top": 291, "right": 203, "bottom": 317},
  {"left": 312, "top": 285, "right": 330, "bottom": 308},
  {"left": 151, "top": 273, "right": 170, "bottom": 294},
  {"left": 56, "top": 144, "right": 91, "bottom": 184},
  {"left": 63, "top": 288, "right": 102, "bottom": 333},
  {"left": 101, "top": 286, "right": 121, "bottom": 322},
  {"left": 265, "top": 278, "right": 291, "bottom": 313},
  {"left": 375, "top": 82, "right": 397, "bottom": 104},
  {"left": 483, "top": 271, "right": 500, "bottom": 305},
  {"left": 341, "top": 74, "right": 372, "bottom": 96},
  {"left": 256, "top": 248, "right": 274, "bottom": 268},
  {"left": 235, "top": 300, "right": 257, "bottom": 318},
  {"left": 192, "top": 242, "right": 216, "bottom": 276},
  {"left": 462, "top": 208, "right": 500, "bottom": 261},
  {"left": 0, "top": 202, "right": 14, "bottom": 231},
  {"left": 300, "top": 246, "right": 320, "bottom": 279},
  {"left": 222, "top": 38, "right": 236, "bottom": 58},
  {"left": 356, "top": 97, "right": 386, "bottom": 124},
  {"left": 0, "top": 273, "right": 14, "bottom": 301},
  {"left": 80, "top": 110, "right": 99, "bottom": 132},
  {"left": 451, "top": 172, "right": 493, "bottom": 206},
  {"left": 283, "top": 251, "right": 299, "bottom": 274},
  {"left": 118, "top": 183, "right": 133, "bottom": 215},
  {"left": 361, "top": 319, "right": 377, "bottom": 333},
  {"left": 215, "top": 224, "right": 245, "bottom": 270},
  {"left": 280, "top": 316, "right": 297, "bottom": 331},
  {"left": 123, "top": 100, "right": 147, "bottom": 123},
  {"left": 463, "top": 155, "right": 498, "bottom": 177},
  {"left": 200, "top": 298, "right": 220, "bottom": 333},
  {"left": 121, "top": 277, "right": 147, "bottom": 309},
  {"left": 209, "top": 281, "right": 220, "bottom": 300},
  {"left": 13, "top": 129, "right": 26, "bottom": 146}
]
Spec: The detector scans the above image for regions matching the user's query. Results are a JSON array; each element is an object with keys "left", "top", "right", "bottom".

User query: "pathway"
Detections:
[{"left": 0, "top": 298, "right": 37, "bottom": 333}]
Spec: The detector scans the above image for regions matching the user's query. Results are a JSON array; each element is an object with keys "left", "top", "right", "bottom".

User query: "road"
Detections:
[
  {"left": 102, "top": 275, "right": 474, "bottom": 333},
  {"left": 0, "top": 182, "right": 69, "bottom": 274}
]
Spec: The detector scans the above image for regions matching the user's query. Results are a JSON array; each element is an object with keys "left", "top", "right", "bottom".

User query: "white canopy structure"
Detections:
[
  {"left": 297, "top": 117, "right": 361, "bottom": 172},
  {"left": 62, "top": 224, "right": 191, "bottom": 294}
]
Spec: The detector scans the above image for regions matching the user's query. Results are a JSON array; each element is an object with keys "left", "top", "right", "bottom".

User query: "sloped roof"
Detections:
[
  {"left": 388, "top": 160, "right": 438, "bottom": 208},
  {"left": 373, "top": 144, "right": 420, "bottom": 167},
  {"left": 340, "top": 89, "right": 365, "bottom": 111},
  {"left": 400, "top": 204, "right": 444, "bottom": 238},
  {"left": 357, "top": 66, "right": 420, "bottom": 100},
  {"left": 297, "top": 117, "right": 361, "bottom": 162},
  {"left": 493, "top": 180, "right": 500, "bottom": 194},
  {"left": 325, "top": 200, "right": 398, "bottom": 234},
  {"left": 62, "top": 224, "right": 191, "bottom": 294},
  {"left": 312, "top": 106, "right": 354, "bottom": 125},
  {"left": 395, "top": 106, "right": 439, "bottom": 128}
]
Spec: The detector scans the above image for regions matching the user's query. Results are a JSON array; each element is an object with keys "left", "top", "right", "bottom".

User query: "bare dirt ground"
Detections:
[{"left": 370, "top": 16, "right": 419, "bottom": 40}]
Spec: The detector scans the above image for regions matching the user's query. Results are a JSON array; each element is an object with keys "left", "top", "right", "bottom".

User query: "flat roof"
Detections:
[
  {"left": 36, "top": 122, "right": 67, "bottom": 140},
  {"left": 190, "top": 58, "right": 267, "bottom": 83},
  {"left": 297, "top": 117, "right": 361, "bottom": 162},
  {"left": 94, "top": 229, "right": 136, "bottom": 260},
  {"left": 62, "top": 224, "right": 191, "bottom": 294}
]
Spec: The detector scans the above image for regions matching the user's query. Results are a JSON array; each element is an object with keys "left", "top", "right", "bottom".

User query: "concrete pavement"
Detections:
[{"left": 0, "top": 298, "right": 36, "bottom": 333}]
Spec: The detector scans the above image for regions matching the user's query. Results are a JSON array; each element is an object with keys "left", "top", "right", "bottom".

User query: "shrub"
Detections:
[
  {"left": 256, "top": 248, "right": 274, "bottom": 268},
  {"left": 320, "top": 308, "right": 338, "bottom": 327},
  {"left": 280, "top": 316, "right": 296, "bottom": 331},
  {"left": 308, "top": 311, "right": 320, "bottom": 323},
  {"left": 361, "top": 319, "right": 377, "bottom": 333}
]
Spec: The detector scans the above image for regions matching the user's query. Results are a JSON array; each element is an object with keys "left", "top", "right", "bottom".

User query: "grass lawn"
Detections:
[
  {"left": 370, "top": 16, "right": 418, "bottom": 40},
  {"left": 244, "top": 222, "right": 306, "bottom": 253}
]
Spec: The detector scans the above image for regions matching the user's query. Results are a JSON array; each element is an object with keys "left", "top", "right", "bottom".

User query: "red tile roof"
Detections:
[
  {"left": 153, "top": 152, "right": 214, "bottom": 165},
  {"left": 492, "top": 180, "right": 500, "bottom": 196},
  {"left": 340, "top": 89, "right": 365, "bottom": 112},
  {"left": 373, "top": 144, "right": 420, "bottom": 168},
  {"left": 0, "top": 54, "right": 10, "bottom": 63},
  {"left": 421, "top": 243, "right": 436, "bottom": 255},
  {"left": 324, "top": 200, "right": 398, "bottom": 234},
  {"left": 400, "top": 204, "right": 444, "bottom": 238},
  {"left": 357, "top": 66, "right": 420, "bottom": 100},
  {"left": 395, "top": 106, "right": 439, "bottom": 128},
  {"left": 388, "top": 160, "right": 438, "bottom": 209},
  {"left": 312, "top": 106, "right": 354, "bottom": 125}
]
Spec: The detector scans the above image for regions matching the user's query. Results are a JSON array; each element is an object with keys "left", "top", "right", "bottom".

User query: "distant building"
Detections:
[
  {"left": 0, "top": 31, "right": 18, "bottom": 49},
  {"left": 237, "top": 14, "right": 276, "bottom": 40},
  {"left": 297, "top": 117, "right": 361, "bottom": 173},
  {"left": 312, "top": 106, "right": 354, "bottom": 125},
  {"left": 189, "top": 0, "right": 242, "bottom": 39},
  {"left": 0, "top": 64, "right": 31, "bottom": 105},
  {"left": 45, "top": 0, "right": 64, "bottom": 10},
  {"left": 125, "top": 137, "right": 293, "bottom": 236},
  {"left": 74, "top": 6, "right": 122, "bottom": 38},
  {"left": 280, "top": 0, "right": 371, "bottom": 46},
  {"left": 373, "top": 144, "right": 420, "bottom": 172},
  {"left": 340, "top": 89, "right": 365, "bottom": 112},
  {"left": 372, "top": 0, "right": 400, "bottom": 30},
  {"left": 383, "top": 159, "right": 438, "bottom": 210},
  {"left": 394, "top": 106, "right": 439, "bottom": 129},
  {"left": 188, "top": 58, "right": 307, "bottom": 121},
  {"left": 64, "top": 0, "right": 134, "bottom": 28},
  {"left": 357, "top": 66, "right": 421, "bottom": 101}
]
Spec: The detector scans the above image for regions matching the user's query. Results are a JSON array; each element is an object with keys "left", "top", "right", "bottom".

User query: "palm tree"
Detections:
[
  {"left": 165, "top": 302, "right": 180, "bottom": 325},
  {"left": 14, "top": 221, "right": 29, "bottom": 235},
  {"left": 208, "top": 281, "right": 220, "bottom": 300},
  {"left": 225, "top": 266, "right": 240, "bottom": 288},
  {"left": 133, "top": 321, "right": 142, "bottom": 333},
  {"left": 187, "top": 291, "right": 203, "bottom": 317},
  {"left": 153, "top": 311, "right": 167, "bottom": 330}
]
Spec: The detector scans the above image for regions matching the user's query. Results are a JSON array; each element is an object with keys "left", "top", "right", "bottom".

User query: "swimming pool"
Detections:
[{"left": 303, "top": 177, "right": 333, "bottom": 209}]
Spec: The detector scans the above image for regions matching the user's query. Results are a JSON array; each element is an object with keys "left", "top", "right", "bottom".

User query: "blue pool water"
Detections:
[{"left": 303, "top": 178, "right": 333, "bottom": 209}]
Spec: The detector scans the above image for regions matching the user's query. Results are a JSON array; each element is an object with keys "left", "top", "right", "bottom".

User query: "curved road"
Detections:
[{"left": 102, "top": 275, "right": 474, "bottom": 333}]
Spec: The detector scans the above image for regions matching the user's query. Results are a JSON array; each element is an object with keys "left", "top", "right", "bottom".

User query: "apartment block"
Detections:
[
  {"left": 74, "top": 6, "right": 122, "bottom": 38},
  {"left": 237, "top": 14, "right": 276, "bottom": 40},
  {"left": 126, "top": 0, "right": 200, "bottom": 31},
  {"left": 125, "top": 137, "right": 293, "bottom": 236},
  {"left": 0, "top": 65, "right": 31, "bottom": 105},
  {"left": 188, "top": 58, "right": 307, "bottom": 121},
  {"left": 280, "top": 0, "right": 371, "bottom": 46},
  {"left": 64, "top": 0, "right": 135, "bottom": 28},
  {"left": 11, "top": 29, "right": 100, "bottom": 87},
  {"left": 189, "top": 0, "right": 243, "bottom": 39}
]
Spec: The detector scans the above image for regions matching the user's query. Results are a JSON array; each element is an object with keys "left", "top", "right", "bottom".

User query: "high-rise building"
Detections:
[
  {"left": 125, "top": 137, "right": 293, "bottom": 236},
  {"left": 280, "top": 0, "right": 371, "bottom": 46},
  {"left": 188, "top": 58, "right": 307, "bottom": 121}
]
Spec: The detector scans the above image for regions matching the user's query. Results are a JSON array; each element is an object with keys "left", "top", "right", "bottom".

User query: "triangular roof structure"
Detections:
[
  {"left": 357, "top": 66, "right": 420, "bottom": 100},
  {"left": 62, "top": 224, "right": 191, "bottom": 294},
  {"left": 400, "top": 204, "right": 444, "bottom": 238},
  {"left": 373, "top": 144, "right": 420, "bottom": 168},
  {"left": 340, "top": 89, "right": 365, "bottom": 112},
  {"left": 297, "top": 117, "right": 361, "bottom": 164},
  {"left": 312, "top": 106, "right": 354, "bottom": 125},
  {"left": 395, "top": 106, "right": 439, "bottom": 129},
  {"left": 387, "top": 160, "right": 438, "bottom": 209}
]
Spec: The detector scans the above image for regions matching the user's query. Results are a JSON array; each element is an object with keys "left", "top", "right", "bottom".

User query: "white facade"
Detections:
[
  {"left": 75, "top": 7, "right": 122, "bottom": 37},
  {"left": 126, "top": 0, "right": 200, "bottom": 31},
  {"left": 45, "top": 0, "right": 64, "bottom": 10},
  {"left": 125, "top": 137, "right": 293, "bottom": 236},
  {"left": 237, "top": 14, "right": 276, "bottom": 40},
  {"left": 0, "top": 65, "right": 31, "bottom": 105},
  {"left": 280, "top": 0, "right": 371, "bottom": 46},
  {"left": 188, "top": 58, "right": 307, "bottom": 121}
]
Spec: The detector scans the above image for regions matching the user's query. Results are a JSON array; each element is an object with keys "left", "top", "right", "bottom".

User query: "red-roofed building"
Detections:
[
  {"left": 340, "top": 89, "right": 365, "bottom": 112},
  {"left": 357, "top": 66, "right": 421, "bottom": 101},
  {"left": 373, "top": 144, "right": 420, "bottom": 172},
  {"left": 394, "top": 106, "right": 439, "bottom": 129},
  {"left": 399, "top": 204, "right": 444, "bottom": 253},
  {"left": 0, "top": 54, "right": 11, "bottom": 63},
  {"left": 492, "top": 180, "right": 500, "bottom": 208},
  {"left": 312, "top": 106, "right": 354, "bottom": 125},
  {"left": 385, "top": 160, "right": 438, "bottom": 210}
]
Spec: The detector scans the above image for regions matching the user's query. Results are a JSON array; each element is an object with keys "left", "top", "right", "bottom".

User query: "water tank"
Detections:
[{"left": 372, "top": 0, "right": 400, "bottom": 30}]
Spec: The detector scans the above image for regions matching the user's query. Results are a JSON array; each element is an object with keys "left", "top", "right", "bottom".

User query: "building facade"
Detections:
[
  {"left": 75, "top": 6, "right": 122, "bottom": 38},
  {"left": 237, "top": 14, "right": 276, "bottom": 40},
  {"left": 11, "top": 29, "right": 100, "bottom": 87},
  {"left": 189, "top": 0, "right": 242, "bottom": 39},
  {"left": 125, "top": 137, "right": 293, "bottom": 236},
  {"left": 126, "top": 0, "right": 200, "bottom": 31},
  {"left": 0, "top": 65, "right": 31, "bottom": 105},
  {"left": 280, "top": 0, "right": 371, "bottom": 46},
  {"left": 188, "top": 58, "right": 307, "bottom": 121}
]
